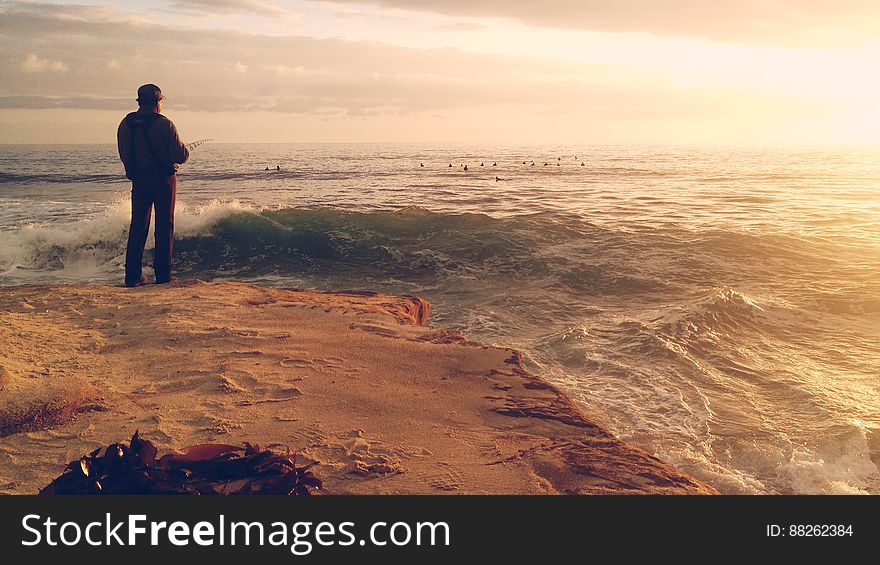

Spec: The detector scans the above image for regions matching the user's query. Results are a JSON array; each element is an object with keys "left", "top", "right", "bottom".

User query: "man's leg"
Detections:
[
  {"left": 153, "top": 173, "right": 177, "bottom": 283},
  {"left": 124, "top": 180, "right": 153, "bottom": 286}
]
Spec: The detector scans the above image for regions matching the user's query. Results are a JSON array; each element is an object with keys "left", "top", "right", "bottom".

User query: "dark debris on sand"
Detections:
[{"left": 40, "top": 431, "right": 322, "bottom": 495}]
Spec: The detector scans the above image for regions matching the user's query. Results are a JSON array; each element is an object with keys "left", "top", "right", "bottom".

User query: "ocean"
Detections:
[{"left": 1, "top": 142, "right": 878, "bottom": 494}]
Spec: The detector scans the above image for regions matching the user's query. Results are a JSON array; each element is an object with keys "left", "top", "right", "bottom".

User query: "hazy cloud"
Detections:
[
  {"left": 1, "top": 2, "right": 632, "bottom": 115},
  {"left": 5, "top": 1, "right": 144, "bottom": 23},
  {"left": 311, "top": 0, "right": 880, "bottom": 45},
  {"left": 22, "top": 54, "right": 68, "bottom": 73},
  {"left": 0, "top": 95, "right": 128, "bottom": 110},
  {"left": 430, "top": 22, "right": 489, "bottom": 33},
  {"left": 0, "top": 1, "right": 861, "bottom": 144},
  {"left": 171, "top": 0, "right": 296, "bottom": 18}
]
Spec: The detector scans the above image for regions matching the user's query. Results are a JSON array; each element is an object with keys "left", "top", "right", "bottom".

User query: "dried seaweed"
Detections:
[{"left": 40, "top": 431, "right": 322, "bottom": 495}]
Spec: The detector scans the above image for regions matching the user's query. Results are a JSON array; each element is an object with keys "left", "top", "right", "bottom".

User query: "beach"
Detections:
[{"left": 0, "top": 280, "right": 713, "bottom": 495}]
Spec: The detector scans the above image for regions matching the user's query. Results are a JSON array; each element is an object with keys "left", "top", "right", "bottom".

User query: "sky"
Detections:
[{"left": 1, "top": 0, "right": 879, "bottom": 145}]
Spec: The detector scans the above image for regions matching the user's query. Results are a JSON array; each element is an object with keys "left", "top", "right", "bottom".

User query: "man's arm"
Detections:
[
  {"left": 166, "top": 120, "right": 190, "bottom": 165},
  {"left": 117, "top": 120, "right": 130, "bottom": 166}
]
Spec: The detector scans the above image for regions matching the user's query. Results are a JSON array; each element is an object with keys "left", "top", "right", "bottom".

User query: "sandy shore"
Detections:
[{"left": 0, "top": 281, "right": 714, "bottom": 494}]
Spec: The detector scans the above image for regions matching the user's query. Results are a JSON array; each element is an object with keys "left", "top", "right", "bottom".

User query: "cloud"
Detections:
[
  {"left": 0, "top": 0, "right": 860, "bottom": 144},
  {"left": 6, "top": 1, "right": 143, "bottom": 23},
  {"left": 430, "top": 22, "right": 489, "bottom": 33},
  {"left": 310, "top": 0, "right": 880, "bottom": 45},
  {"left": 22, "top": 54, "right": 68, "bottom": 73},
  {"left": 171, "top": 0, "right": 297, "bottom": 18},
  {"left": 0, "top": 95, "right": 128, "bottom": 110},
  {"left": 2, "top": 2, "right": 611, "bottom": 115}
]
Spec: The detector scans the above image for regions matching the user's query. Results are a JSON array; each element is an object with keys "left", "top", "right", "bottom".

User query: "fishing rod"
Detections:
[{"left": 187, "top": 138, "right": 213, "bottom": 151}]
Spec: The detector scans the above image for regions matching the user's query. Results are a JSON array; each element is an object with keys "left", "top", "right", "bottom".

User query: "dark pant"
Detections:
[{"left": 125, "top": 171, "right": 177, "bottom": 285}]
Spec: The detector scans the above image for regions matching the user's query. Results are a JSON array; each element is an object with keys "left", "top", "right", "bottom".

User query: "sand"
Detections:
[{"left": 0, "top": 281, "right": 714, "bottom": 494}]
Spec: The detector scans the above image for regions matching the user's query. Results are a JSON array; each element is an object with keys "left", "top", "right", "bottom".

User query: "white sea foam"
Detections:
[
  {"left": 779, "top": 422, "right": 880, "bottom": 495},
  {"left": 656, "top": 422, "right": 880, "bottom": 495},
  {"left": 658, "top": 444, "right": 768, "bottom": 495},
  {"left": 175, "top": 199, "right": 260, "bottom": 237},
  {"left": 0, "top": 198, "right": 256, "bottom": 283}
]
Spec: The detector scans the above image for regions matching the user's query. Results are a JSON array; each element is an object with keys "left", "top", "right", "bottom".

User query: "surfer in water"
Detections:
[{"left": 117, "top": 84, "right": 189, "bottom": 287}]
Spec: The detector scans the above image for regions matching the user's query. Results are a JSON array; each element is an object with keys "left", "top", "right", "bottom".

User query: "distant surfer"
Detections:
[
  {"left": 276, "top": 165, "right": 280, "bottom": 171},
  {"left": 464, "top": 164, "right": 469, "bottom": 171},
  {"left": 492, "top": 162, "right": 497, "bottom": 166},
  {"left": 117, "top": 84, "right": 189, "bottom": 287},
  {"left": 265, "top": 166, "right": 270, "bottom": 171}
]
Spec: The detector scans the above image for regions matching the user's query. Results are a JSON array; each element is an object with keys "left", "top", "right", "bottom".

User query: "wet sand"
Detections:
[{"left": 0, "top": 281, "right": 714, "bottom": 494}]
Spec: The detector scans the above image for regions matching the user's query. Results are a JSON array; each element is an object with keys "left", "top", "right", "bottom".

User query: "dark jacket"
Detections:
[{"left": 117, "top": 110, "right": 189, "bottom": 177}]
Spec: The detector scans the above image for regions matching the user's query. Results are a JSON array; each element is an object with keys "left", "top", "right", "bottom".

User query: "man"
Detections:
[{"left": 117, "top": 84, "right": 189, "bottom": 287}]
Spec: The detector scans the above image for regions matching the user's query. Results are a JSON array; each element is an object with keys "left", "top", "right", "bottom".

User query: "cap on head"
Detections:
[{"left": 136, "top": 84, "right": 165, "bottom": 106}]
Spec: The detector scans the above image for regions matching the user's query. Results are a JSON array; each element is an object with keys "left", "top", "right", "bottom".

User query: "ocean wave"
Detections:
[
  {"left": 557, "top": 265, "right": 671, "bottom": 295},
  {"left": 658, "top": 287, "right": 773, "bottom": 336},
  {"left": 654, "top": 421, "right": 880, "bottom": 494},
  {"left": 1, "top": 204, "right": 873, "bottom": 298},
  {"left": 171, "top": 206, "right": 573, "bottom": 281},
  {"left": 0, "top": 199, "right": 257, "bottom": 283},
  {"left": 0, "top": 169, "right": 369, "bottom": 186},
  {"left": 777, "top": 422, "right": 880, "bottom": 494},
  {"left": 0, "top": 171, "right": 122, "bottom": 185}
]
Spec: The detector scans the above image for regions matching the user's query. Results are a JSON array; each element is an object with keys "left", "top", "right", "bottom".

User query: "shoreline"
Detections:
[{"left": 0, "top": 280, "right": 714, "bottom": 494}]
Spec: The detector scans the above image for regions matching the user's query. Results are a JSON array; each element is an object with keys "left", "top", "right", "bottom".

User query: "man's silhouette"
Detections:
[{"left": 117, "top": 84, "right": 189, "bottom": 286}]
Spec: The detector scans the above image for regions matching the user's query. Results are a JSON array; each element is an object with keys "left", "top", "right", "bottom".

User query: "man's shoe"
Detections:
[
  {"left": 155, "top": 275, "right": 178, "bottom": 285},
  {"left": 125, "top": 275, "right": 147, "bottom": 288}
]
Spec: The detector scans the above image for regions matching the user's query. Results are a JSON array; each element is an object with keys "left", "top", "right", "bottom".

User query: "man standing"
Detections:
[{"left": 117, "top": 84, "right": 189, "bottom": 287}]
